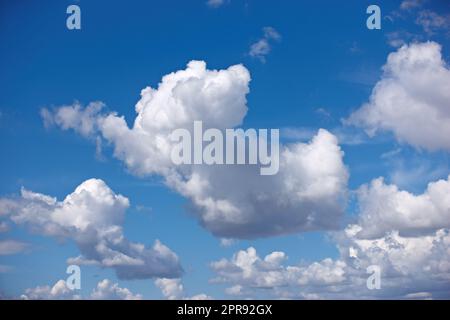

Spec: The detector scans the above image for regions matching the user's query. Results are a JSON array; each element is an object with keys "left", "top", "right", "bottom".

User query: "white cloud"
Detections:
[
  {"left": 155, "top": 278, "right": 212, "bottom": 300},
  {"left": 249, "top": 27, "right": 281, "bottom": 63},
  {"left": 415, "top": 10, "right": 450, "bottom": 34},
  {"left": 188, "top": 293, "right": 213, "bottom": 300},
  {"left": 0, "top": 221, "right": 9, "bottom": 233},
  {"left": 0, "top": 240, "right": 29, "bottom": 255},
  {"left": 90, "top": 279, "right": 142, "bottom": 300},
  {"left": 43, "top": 61, "right": 349, "bottom": 239},
  {"left": 400, "top": 0, "right": 425, "bottom": 11},
  {"left": 0, "top": 179, "right": 182, "bottom": 279},
  {"left": 211, "top": 231, "right": 450, "bottom": 299},
  {"left": 297, "top": 258, "right": 346, "bottom": 286},
  {"left": 346, "top": 42, "right": 450, "bottom": 152}
]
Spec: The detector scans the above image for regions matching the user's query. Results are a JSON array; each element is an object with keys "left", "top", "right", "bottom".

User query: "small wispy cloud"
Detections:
[
  {"left": 220, "top": 238, "right": 237, "bottom": 247},
  {"left": 415, "top": 10, "right": 450, "bottom": 35},
  {"left": 249, "top": 27, "right": 281, "bottom": 63},
  {"left": 400, "top": 0, "right": 426, "bottom": 11},
  {"left": 0, "top": 240, "right": 29, "bottom": 255},
  {"left": 281, "top": 126, "right": 371, "bottom": 146}
]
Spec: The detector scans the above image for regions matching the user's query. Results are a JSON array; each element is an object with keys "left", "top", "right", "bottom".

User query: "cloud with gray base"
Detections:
[
  {"left": 0, "top": 179, "right": 182, "bottom": 280},
  {"left": 42, "top": 61, "right": 349, "bottom": 239}
]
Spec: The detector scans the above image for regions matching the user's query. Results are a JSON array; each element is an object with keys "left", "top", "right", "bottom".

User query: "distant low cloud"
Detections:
[
  {"left": 249, "top": 27, "right": 281, "bottom": 63},
  {"left": 90, "top": 279, "right": 143, "bottom": 300},
  {"left": 356, "top": 175, "right": 450, "bottom": 238},
  {"left": 0, "top": 179, "right": 182, "bottom": 280},
  {"left": 21, "top": 279, "right": 142, "bottom": 300},
  {"left": 155, "top": 278, "right": 212, "bottom": 300},
  {"left": 43, "top": 61, "right": 349, "bottom": 239},
  {"left": 415, "top": 10, "right": 450, "bottom": 35},
  {"left": 211, "top": 247, "right": 347, "bottom": 298}
]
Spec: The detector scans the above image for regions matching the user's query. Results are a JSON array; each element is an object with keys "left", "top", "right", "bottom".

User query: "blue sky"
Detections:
[{"left": 1, "top": 0, "right": 450, "bottom": 299}]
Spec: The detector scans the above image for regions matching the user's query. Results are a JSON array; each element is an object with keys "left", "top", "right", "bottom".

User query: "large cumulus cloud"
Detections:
[{"left": 42, "top": 60, "right": 349, "bottom": 239}]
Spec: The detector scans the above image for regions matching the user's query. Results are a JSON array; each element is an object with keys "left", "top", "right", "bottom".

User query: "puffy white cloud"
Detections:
[
  {"left": 90, "top": 279, "right": 142, "bottom": 300},
  {"left": 41, "top": 101, "right": 105, "bottom": 138},
  {"left": 210, "top": 247, "right": 346, "bottom": 298},
  {"left": 21, "top": 280, "right": 77, "bottom": 300},
  {"left": 0, "top": 240, "right": 29, "bottom": 255},
  {"left": 43, "top": 61, "right": 349, "bottom": 239},
  {"left": 296, "top": 258, "right": 346, "bottom": 286},
  {"left": 188, "top": 293, "right": 213, "bottom": 300},
  {"left": 155, "top": 278, "right": 184, "bottom": 300},
  {"left": 211, "top": 232, "right": 450, "bottom": 299},
  {"left": 249, "top": 27, "right": 281, "bottom": 63},
  {"left": 354, "top": 175, "right": 450, "bottom": 238},
  {"left": 170, "top": 128, "right": 348, "bottom": 239},
  {"left": 346, "top": 42, "right": 450, "bottom": 152},
  {"left": 0, "top": 179, "right": 182, "bottom": 279},
  {"left": 400, "top": 0, "right": 425, "bottom": 11},
  {"left": 155, "top": 278, "right": 212, "bottom": 300}
]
